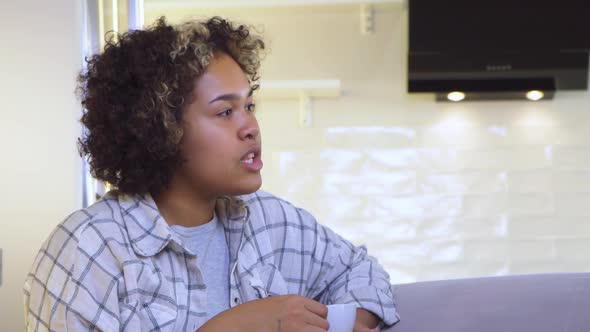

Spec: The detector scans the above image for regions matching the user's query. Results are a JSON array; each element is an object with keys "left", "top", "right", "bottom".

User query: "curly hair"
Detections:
[{"left": 77, "top": 16, "right": 265, "bottom": 196}]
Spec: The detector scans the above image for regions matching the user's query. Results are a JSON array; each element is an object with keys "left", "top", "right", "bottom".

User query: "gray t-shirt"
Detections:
[{"left": 171, "top": 214, "right": 230, "bottom": 322}]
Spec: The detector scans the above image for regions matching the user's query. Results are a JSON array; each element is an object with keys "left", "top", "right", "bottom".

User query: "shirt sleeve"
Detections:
[
  {"left": 296, "top": 207, "right": 400, "bottom": 328},
  {"left": 23, "top": 214, "right": 121, "bottom": 332}
]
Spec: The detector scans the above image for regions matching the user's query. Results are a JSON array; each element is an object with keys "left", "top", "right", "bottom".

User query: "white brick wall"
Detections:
[{"left": 150, "top": 4, "right": 590, "bottom": 283}]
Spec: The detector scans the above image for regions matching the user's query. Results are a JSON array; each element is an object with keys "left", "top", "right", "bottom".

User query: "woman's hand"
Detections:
[{"left": 198, "top": 294, "right": 329, "bottom": 332}]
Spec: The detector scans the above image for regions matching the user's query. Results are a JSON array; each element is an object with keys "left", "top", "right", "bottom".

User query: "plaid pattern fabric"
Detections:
[{"left": 24, "top": 190, "right": 399, "bottom": 331}]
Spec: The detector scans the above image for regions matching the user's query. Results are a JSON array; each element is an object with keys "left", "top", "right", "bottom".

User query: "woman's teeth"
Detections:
[{"left": 242, "top": 153, "right": 255, "bottom": 164}]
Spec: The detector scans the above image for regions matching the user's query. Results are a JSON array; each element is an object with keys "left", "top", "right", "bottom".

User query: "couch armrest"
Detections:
[{"left": 385, "top": 273, "right": 590, "bottom": 332}]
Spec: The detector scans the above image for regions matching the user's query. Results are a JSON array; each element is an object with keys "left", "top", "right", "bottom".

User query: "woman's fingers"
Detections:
[
  {"left": 303, "top": 298, "right": 328, "bottom": 318},
  {"left": 304, "top": 310, "right": 330, "bottom": 330}
]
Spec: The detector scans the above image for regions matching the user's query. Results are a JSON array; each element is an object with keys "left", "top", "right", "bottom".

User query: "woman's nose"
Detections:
[{"left": 238, "top": 118, "right": 259, "bottom": 141}]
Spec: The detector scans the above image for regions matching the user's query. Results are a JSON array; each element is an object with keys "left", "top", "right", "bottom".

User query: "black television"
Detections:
[
  {"left": 408, "top": 0, "right": 590, "bottom": 100},
  {"left": 410, "top": 0, "right": 590, "bottom": 53}
]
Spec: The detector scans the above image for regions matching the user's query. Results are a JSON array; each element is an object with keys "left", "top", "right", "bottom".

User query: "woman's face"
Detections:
[{"left": 174, "top": 51, "right": 263, "bottom": 198}]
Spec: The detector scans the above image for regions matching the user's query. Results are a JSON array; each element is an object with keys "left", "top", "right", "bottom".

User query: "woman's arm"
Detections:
[
  {"left": 355, "top": 308, "right": 380, "bottom": 331},
  {"left": 294, "top": 208, "right": 399, "bottom": 329},
  {"left": 197, "top": 295, "right": 329, "bottom": 332}
]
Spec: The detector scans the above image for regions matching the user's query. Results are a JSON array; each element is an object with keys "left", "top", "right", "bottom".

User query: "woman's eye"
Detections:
[
  {"left": 246, "top": 103, "right": 256, "bottom": 113},
  {"left": 218, "top": 108, "right": 232, "bottom": 117}
]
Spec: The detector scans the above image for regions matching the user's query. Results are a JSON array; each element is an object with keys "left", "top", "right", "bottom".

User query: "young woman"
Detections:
[{"left": 24, "top": 17, "right": 399, "bottom": 331}]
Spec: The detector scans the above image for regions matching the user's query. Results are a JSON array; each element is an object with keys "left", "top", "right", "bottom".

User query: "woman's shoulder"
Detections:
[
  {"left": 27, "top": 192, "right": 136, "bottom": 284},
  {"left": 240, "top": 190, "right": 295, "bottom": 214},
  {"left": 34, "top": 192, "right": 130, "bottom": 267},
  {"left": 239, "top": 190, "right": 317, "bottom": 226},
  {"left": 59, "top": 193, "right": 125, "bottom": 240}
]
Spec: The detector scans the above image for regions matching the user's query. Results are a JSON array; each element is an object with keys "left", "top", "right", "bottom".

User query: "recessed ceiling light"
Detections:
[
  {"left": 526, "top": 90, "right": 544, "bottom": 101},
  {"left": 447, "top": 91, "right": 466, "bottom": 102}
]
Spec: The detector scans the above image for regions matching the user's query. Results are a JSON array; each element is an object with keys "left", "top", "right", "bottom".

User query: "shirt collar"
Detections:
[{"left": 114, "top": 191, "right": 248, "bottom": 257}]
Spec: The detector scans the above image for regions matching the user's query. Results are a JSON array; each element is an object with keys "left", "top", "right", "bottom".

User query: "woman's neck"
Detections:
[{"left": 152, "top": 183, "right": 217, "bottom": 228}]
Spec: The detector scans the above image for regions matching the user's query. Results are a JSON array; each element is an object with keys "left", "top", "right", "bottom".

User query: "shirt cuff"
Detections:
[{"left": 333, "top": 285, "right": 400, "bottom": 327}]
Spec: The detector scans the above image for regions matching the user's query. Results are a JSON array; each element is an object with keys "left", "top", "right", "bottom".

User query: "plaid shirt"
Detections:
[{"left": 24, "top": 190, "right": 399, "bottom": 331}]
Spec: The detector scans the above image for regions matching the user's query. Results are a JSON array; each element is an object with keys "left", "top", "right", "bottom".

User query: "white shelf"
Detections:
[{"left": 257, "top": 80, "right": 341, "bottom": 127}]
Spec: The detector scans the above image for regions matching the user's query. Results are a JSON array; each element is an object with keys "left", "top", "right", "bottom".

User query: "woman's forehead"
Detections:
[{"left": 192, "top": 53, "right": 251, "bottom": 99}]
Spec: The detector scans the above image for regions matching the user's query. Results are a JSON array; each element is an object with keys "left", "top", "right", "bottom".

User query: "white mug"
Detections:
[{"left": 326, "top": 303, "right": 357, "bottom": 332}]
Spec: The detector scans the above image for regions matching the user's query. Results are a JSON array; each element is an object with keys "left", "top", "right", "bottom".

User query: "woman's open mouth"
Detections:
[{"left": 240, "top": 149, "right": 263, "bottom": 171}]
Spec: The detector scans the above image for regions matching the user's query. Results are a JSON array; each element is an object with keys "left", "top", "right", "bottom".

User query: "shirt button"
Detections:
[{"left": 234, "top": 297, "right": 240, "bottom": 304}]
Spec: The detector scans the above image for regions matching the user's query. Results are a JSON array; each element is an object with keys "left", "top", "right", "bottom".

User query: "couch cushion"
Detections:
[{"left": 386, "top": 273, "right": 590, "bottom": 332}]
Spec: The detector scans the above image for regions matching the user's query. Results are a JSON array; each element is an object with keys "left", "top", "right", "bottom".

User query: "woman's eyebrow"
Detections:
[{"left": 208, "top": 88, "right": 254, "bottom": 104}]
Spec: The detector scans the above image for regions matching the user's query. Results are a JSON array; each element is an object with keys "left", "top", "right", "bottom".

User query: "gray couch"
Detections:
[{"left": 385, "top": 273, "right": 590, "bottom": 332}]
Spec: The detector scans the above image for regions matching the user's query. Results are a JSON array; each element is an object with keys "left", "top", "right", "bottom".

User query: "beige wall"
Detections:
[
  {"left": 148, "top": 4, "right": 590, "bottom": 283},
  {"left": 0, "top": 0, "right": 83, "bottom": 330}
]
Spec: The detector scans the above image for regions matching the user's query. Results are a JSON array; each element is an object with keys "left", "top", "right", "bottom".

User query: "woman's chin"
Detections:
[{"left": 229, "top": 176, "right": 263, "bottom": 196}]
